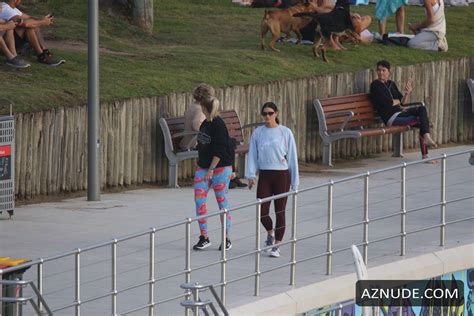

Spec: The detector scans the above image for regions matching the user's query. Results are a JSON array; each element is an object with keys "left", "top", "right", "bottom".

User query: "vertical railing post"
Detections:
[
  {"left": 193, "top": 287, "right": 200, "bottom": 316},
  {"left": 149, "top": 229, "right": 156, "bottom": 316},
  {"left": 363, "top": 173, "right": 369, "bottom": 265},
  {"left": 75, "top": 249, "right": 81, "bottom": 316},
  {"left": 221, "top": 209, "right": 228, "bottom": 306},
  {"left": 185, "top": 219, "right": 192, "bottom": 316},
  {"left": 440, "top": 154, "right": 446, "bottom": 246},
  {"left": 37, "top": 259, "right": 43, "bottom": 312},
  {"left": 112, "top": 240, "right": 117, "bottom": 315},
  {"left": 400, "top": 164, "right": 406, "bottom": 256},
  {"left": 254, "top": 201, "right": 262, "bottom": 296},
  {"left": 326, "top": 182, "right": 334, "bottom": 275},
  {"left": 290, "top": 191, "right": 298, "bottom": 286}
]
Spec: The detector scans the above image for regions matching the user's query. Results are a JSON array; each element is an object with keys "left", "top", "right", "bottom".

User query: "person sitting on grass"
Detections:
[
  {"left": 407, "top": 0, "right": 448, "bottom": 52},
  {"left": 0, "top": 18, "right": 29, "bottom": 68},
  {"left": 0, "top": 0, "right": 65, "bottom": 66}
]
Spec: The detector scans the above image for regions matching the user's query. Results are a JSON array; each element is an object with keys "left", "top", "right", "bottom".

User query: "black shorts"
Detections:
[{"left": 14, "top": 30, "right": 28, "bottom": 50}]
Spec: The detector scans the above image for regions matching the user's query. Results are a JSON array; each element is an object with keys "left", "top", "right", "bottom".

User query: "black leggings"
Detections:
[
  {"left": 393, "top": 106, "right": 430, "bottom": 136},
  {"left": 257, "top": 170, "right": 290, "bottom": 242}
]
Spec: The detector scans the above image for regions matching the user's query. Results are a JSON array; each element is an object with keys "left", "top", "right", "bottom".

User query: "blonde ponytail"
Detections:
[{"left": 202, "top": 97, "right": 220, "bottom": 122}]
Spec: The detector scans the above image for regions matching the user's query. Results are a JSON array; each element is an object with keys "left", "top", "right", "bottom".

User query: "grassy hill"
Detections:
[{"left": 1, "top": 0, "right": 473, "bottom": 112}]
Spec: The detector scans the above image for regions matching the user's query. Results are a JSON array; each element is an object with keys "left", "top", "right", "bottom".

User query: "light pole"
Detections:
[{"left": 88, "top": 0, "right": 100, "bottom": 201}]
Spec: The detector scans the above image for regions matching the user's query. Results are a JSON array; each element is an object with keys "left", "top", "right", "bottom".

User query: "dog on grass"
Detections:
[
  {"left": 294, "top": 0, "right": 359, "bottom": 62},
  {"left": 260, "top": 0, "right": 320, "bottom": 52}
]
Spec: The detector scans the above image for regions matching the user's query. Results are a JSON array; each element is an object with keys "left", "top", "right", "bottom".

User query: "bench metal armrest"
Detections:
[
  {"left": 172, "top": 131, "right": 199, "bottom": 139},
  {"left": 240, "top": 122, "right": 265, "bottom": 130},
  {"left": 401, "top": 101, "right": 424, "bottom": 110},
  {"left": 326, "top": 110, "right": 354, "bottom": 131}
]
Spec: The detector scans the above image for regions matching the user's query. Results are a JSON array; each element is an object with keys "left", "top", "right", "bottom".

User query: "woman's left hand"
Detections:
[{"left": 205, "top": 169, "right": 214, "bottom": 181}]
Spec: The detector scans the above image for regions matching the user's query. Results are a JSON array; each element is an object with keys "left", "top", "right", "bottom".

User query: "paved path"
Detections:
[{"left": 1, "top": 146, "right": 473, "bottom": 315}]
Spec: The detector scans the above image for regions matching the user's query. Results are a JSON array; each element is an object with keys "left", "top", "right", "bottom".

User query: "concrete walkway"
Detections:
[{"left": 1, "top": 145, "right": 473, "bottom": 315}]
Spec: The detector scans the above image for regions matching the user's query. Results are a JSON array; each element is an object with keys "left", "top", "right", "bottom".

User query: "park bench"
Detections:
[
  {"left": 313, "top": 93, "right": 424, "bottom": 166},
  {"left": 159, "top": 110, "right": 258, "bottom": 187}
]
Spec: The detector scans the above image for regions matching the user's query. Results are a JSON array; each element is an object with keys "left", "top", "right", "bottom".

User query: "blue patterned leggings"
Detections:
[{"left": 194, "top": 166, "right": 232, "bottom": 237}]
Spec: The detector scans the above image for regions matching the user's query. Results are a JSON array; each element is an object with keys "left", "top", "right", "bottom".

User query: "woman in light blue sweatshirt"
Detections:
[{"left": 245, "top": 102, "right": 299, "bottom": 258}]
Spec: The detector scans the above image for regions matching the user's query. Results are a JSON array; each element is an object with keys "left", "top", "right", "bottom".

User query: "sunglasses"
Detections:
[{"left": 261, "top": 111, "right": 275, "bottom": 117}]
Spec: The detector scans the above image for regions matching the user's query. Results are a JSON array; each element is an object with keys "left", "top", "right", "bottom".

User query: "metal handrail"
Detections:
[
  {"left": 180, "top": 282, "right": 229, "bottom": 316},
  {"left": 0, "top": 279, "right": 52, "bottom": 315},
  {"left": 0, "top": 148, "right": 472, "bottom": 316}
]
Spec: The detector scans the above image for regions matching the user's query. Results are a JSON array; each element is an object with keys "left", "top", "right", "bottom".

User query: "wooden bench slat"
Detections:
[
  {"left": 220, "top": 111, "right": 239, "bottom": 118},
  {"left": 327, "top": 119, "right": 378, "bottom": 131},
  {"left": 168, "top": 125, "right": 186, "bottom": 132},
  {"left": 165, "top": 117, "right": 186, "bottom": 125},
  {"left": 320, "top": 94, "right": 370, "bottom": 106},
  {"left": 326, "top": 113, "right": 376, "bottom": 125},
  {"left": 323, "top": 102, "right": 373, "bottom": 113},
  {"left": 383, "top": 125, "right": 411, "bottom": 133}
]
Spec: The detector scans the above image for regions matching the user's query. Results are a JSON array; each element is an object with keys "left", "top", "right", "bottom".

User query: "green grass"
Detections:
[{"left": 1, "top": 0, "right": 473, "bottom": 112}]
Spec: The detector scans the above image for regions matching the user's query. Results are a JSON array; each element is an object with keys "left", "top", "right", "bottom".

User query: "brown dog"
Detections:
[{"left": 260, "top": 0, "right": 320, "bottom": 52}]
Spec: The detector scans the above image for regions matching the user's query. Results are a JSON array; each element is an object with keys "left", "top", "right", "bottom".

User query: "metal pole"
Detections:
[
  {"left": 193, "top": 287, "right": 200, "bottom": 316},
  {"left": 112, "top": 240, "right": 117, "bottom": 315},
  {"left": 149, "top": 229, "right": 156, "bottom": 316},
  {"left": 400, "top": 164, "right": 406, "bottom": 256},
  {"left": 221, "top": 209, "right": 227, "bottom": 306},
  {"left": 440, "top": 154, "right": 446, "bottom": 246},
  {"left": 326, "top": 182, "right": 333, "bottom": 275},
  {"left": 75, "top": 249, "right": 81, "bottom": 316},
  {"left": 290, "top": 192, "right": 298, "bottom": 285},
  {"left": 363, "top": 173, "right": 369, "bottom": 265},
  {"left": 254, "top": 201, "right": 261, "bottom": 296},
  {"left": 87, "top": 0, "right": 100, "bottom": 201},
  {"left": 185, "top": 219, "right": 192, "bottom": 316},
  {"left": 37, "top": 260, "right": 43, "bottom": 312}
]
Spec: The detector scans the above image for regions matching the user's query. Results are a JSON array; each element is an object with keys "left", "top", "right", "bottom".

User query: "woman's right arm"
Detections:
[{"left": 245, "top": 130, "right": 259, "bottom": 182}]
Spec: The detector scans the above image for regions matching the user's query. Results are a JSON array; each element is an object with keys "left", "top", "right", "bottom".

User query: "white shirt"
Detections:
[{"left": 0, "top": 3, "right": 23, "bottom": 21}]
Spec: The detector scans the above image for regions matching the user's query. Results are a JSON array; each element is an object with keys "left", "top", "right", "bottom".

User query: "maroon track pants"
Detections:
[{"left": 257, "top": 170, "right": 290, "bottom": 242}]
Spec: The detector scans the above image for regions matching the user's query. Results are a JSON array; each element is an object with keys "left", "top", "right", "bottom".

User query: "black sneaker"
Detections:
[
  {"left": 5, "top": 56, "right": 30, "bottom": 69},
  {"left": 218, "top": 238, "right": 232, "bottom": 251},
  {"left": 193, "top": 235, "right": 211, "bottom": 250},
  {"left": 233, "top": 177, "right": 248, "bottom": 188},
  {"left": 37, "top": 52, "right": 66, "bottom": 67}
]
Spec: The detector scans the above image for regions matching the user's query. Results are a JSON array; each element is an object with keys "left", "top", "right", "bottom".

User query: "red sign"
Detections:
[{"left": 0, "top": 145, "right": 11, "bottom": 157}]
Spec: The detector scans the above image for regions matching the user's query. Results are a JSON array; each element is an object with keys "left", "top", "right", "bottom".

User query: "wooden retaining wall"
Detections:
[{"left": 14, "top": 58, "right": 473, "bottom": 198}]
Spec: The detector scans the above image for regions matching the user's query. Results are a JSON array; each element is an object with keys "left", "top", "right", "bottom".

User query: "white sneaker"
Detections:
[
  {"left": 263, "top": 234, "right": 274, "bottom": 253},
  {"left": 269, "top": 247, "right": 280, "bottom": 258}
]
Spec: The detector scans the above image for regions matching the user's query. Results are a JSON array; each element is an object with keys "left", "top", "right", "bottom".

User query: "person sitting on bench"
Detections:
[{"left": 370, "top": 60, "right": 437, "bottom": 162}]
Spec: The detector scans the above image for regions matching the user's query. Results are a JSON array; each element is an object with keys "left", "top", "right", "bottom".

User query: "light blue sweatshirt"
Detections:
[{"left": 245, "top": 125, "right": 299, "bottom": 189}]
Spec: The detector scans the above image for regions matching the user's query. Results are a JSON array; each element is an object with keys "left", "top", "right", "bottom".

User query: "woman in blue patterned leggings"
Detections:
[{"left": 192, "top": 97, "right": 233, "bottom": 251}]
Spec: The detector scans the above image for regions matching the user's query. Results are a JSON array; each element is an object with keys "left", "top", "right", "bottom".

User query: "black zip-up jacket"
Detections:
[
  {"left": 370, "top": 79, "right": 403, "bottom": 125},
  {"left": 197, "top": 116, "right": 233, "bottom": 169}
]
